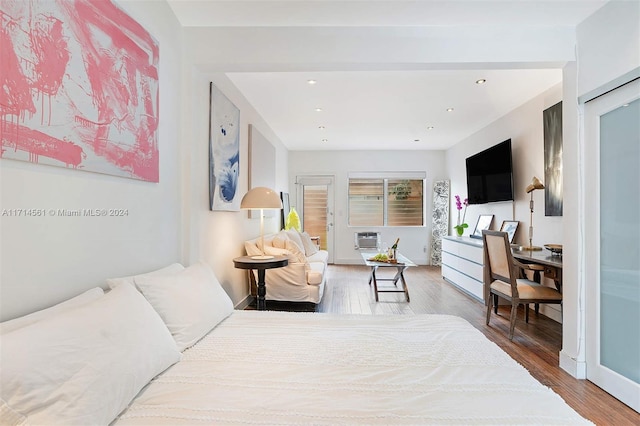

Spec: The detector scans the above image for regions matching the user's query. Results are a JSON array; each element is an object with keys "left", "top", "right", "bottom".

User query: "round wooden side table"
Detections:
[{"left": 233, "top": 256, "right": 288, "bottom": 310}]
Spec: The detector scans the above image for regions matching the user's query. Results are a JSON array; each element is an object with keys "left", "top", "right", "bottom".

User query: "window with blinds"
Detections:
[{"left": 348, "top": 178, "right": 424, "bottom": 226}]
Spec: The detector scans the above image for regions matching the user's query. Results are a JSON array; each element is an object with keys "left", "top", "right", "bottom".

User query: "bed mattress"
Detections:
[{"left": 115, "top": 311, "right": 590, "bottom": 425}]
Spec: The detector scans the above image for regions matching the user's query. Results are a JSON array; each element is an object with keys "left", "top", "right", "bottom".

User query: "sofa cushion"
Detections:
[
  {"left": 307, "top": 262, "right": 325, "bottom": 286},
  {"left": 307, "top": 250, "right": 329, "bottom": 264}
]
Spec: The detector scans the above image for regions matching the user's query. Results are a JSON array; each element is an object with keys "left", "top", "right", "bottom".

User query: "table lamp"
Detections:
[
  {"left": 521, "top": 176, "right": 545, "bottom": 251},
  {"left": 240, "top": 187, "right": 283, "bottom": 259}
]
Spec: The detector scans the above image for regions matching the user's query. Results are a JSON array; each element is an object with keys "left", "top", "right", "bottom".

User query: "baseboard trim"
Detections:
[
  {"left": 234, "top": 295, "right": 253, "bottom": 311},
  {"left": 560, "top": 350, "right": 587, "bottom": 379}
]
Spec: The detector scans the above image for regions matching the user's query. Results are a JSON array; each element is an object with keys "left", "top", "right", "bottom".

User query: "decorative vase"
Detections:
[{"left": 456, "top": 227, "right": 464, "bottom": 237}]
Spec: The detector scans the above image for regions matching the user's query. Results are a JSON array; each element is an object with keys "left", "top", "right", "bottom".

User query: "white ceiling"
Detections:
[{"left": 167, "top": 1, "right": 608, "bottom": 151}]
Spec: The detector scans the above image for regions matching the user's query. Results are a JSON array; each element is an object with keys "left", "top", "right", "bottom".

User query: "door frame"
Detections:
[{"left": 295, "top": 175, "right": 335, "bottom": 263}]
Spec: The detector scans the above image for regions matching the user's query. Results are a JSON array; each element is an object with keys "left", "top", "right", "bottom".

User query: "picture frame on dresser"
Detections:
[
  {"left": 500, "top": 220, "right": 519, "bottom": 243},
  {"left": 470, "top": 214, "right": 494, "bottom": 239}
]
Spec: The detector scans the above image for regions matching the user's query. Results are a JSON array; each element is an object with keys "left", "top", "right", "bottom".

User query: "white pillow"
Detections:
[
  {"left": 285, "top": 229, "right": 306, "bottom": 253},
  {"left": 272, "top": 235, "right": 288, "bottom": 249},
  {"left": 300, "top": 231, "right": 320, "bottom": 256},
  {"left": 244, "top": 240, "right": 262, "bottom": 257},
  {"left": 106, "top": 262, "right": 184, "bottom": 289},
  {"left": 0, "top": 287, "right": 104, "bottom": 335},
  {"left": 134, "top": 262, "right": 234, "bottom": 352},
  {"left": 264, "top": 245, "right": 296, "bottom": 262},
  {"left": 285, "top": 240, "right": 310, "bottom": 269},
  {"left": 0, "top": 282, "right": 180, "bottom": 426}
]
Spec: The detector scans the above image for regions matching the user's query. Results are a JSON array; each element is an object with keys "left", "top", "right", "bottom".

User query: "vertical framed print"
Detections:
[
  {"left": 280, "top": 192, "right": 290, "bottom": 229},
  {"left": 544, "top": 101, "right": 563, "bottom": 216},
  {"left": 209, "top": 83, "right": 240, "bottom": 211}
]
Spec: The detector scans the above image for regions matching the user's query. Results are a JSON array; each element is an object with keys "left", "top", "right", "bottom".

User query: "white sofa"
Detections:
[{"left": 244, "top": 229, "right": 328, "bottom": 304}]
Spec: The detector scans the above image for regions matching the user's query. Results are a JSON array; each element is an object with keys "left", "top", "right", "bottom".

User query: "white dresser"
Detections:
[{"left": 441, "top": 236, "right": 484, "bottom": 301}]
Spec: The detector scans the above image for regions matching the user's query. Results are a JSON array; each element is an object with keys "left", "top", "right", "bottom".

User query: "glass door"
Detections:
[
  {"left": 296, "top": 176, "right": 334, "bottom": 263},
  {"left": 584, "top": 79, "right": 640, "bottom": 411}
]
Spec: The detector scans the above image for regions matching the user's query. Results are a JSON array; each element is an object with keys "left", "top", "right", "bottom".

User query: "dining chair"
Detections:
[{"left": 482, "top": 230, "right": 562, "bottom": 340}]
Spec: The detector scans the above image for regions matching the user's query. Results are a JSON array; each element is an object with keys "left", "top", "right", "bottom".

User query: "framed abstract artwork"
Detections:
[
  {"left": 544, "top": 101, "right": 563, "bottom": 216},
  {"left": 209, "top": 83, "right": 240, "bottom": 211},
  {"left": 1, "top": 0, "right": 159, "bottom": 182}
]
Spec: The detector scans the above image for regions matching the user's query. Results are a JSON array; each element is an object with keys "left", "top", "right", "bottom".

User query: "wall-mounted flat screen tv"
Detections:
[{"left": 465, "top": 139, "right": 514, "bottom": 204}]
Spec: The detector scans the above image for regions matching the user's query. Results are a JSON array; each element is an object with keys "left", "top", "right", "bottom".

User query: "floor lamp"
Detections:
[
  {"left": 240, "top": 187, "right": 283, "bottom": 259},
  {"left": 521, "top": 176, "right": 545, "bottom": 251}
]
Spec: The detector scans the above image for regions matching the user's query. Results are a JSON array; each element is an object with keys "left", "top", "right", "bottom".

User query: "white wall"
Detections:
[
  {"left": 288, "top": 150, "right": 447, "bottom": 265},
  {"left": 560, "top": 0, "right": 640, "bottom": 379},
  {"left": 0, "top": 0, "right": 183, "bottom": 321},
  {"left": 576, "top": 1, "right": 640, "bottom": 97},
  {"left": 446, "top": 83, "right": 563, "bottom": 245},
  {"left": 180, "top": 67, "right": 289, "bottom": 306},
  {"left": 446, "top": 83, "right": 563, "bottom": 322}
]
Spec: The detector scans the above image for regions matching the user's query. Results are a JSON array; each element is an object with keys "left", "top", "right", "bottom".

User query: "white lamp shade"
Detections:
[{"left": 240, "top": 187, "right": 283, "bottom": 210}]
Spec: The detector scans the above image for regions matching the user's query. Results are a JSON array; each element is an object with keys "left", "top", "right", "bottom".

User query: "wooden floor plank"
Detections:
[{"left": 250, "top": 264, "right": 639, "bottom": 425}]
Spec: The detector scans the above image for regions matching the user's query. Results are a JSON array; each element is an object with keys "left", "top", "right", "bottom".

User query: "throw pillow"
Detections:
[
  {"left": 272, "top": 235, "right": 288, "bottom": 249},
  {"left": 285, "top": 229, "right": 306, "bottom": 253},
  {"left": 263, "top": 245, "right": 294, "bottom": 262},
  {"left": 285, "top": 240, "right": 310, "bottom": 269},
  {"left": 300, "top": 231, "right": 320, "bottom": 256}
]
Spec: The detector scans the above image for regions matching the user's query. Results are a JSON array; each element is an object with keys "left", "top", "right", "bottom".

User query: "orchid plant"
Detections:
[{"left": 454, "top": 195, "right": 469, "bottom": 236}]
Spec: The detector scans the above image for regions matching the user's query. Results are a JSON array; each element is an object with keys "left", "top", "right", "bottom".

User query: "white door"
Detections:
[
  {"left": 584, "top": 79, "right": 640, "bottom": 412},
  {"left": 295, "top": 175, "right": 334, "bottom": 263}
]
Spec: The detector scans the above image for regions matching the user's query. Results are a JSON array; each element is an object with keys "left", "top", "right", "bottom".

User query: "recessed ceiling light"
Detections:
[
  {"left": 427, "top": 126, "right": 434, "bottom": 130},
  {"left": 318, "top": 126, "right": 325, "bottom": 130},
  {"left": 414, "top": 139, "right": 420, "bottom": 142},
  {"left": 447, "top": 107, "right": 454, "bottom": 112},
  {"left": 307, "top": 79, "right": 317, "bottom": 85},
  {"left": 315, "top": 108, "right": 323, "bottom": 112},
  {"left": 623, "top": 103, "right": 630, "bottom": 107},
  {"left": 476, "top": 79, "right": 487, "bottom": 84},
  {"left": 322, "top": 139, "right": 328, "bottom": 142}
]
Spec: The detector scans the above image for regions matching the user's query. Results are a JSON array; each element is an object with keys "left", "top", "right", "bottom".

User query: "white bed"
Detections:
[
  {"left": 115, "top": 311, "right": 589, "bottom": 425},
  {"left": 1, "top": 262, "right": 591, "bottom": 425}
]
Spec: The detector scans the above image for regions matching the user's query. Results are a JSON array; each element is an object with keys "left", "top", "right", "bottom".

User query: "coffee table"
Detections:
[{"left": 360, "top": 251, "right": 416, "bottom": 302}]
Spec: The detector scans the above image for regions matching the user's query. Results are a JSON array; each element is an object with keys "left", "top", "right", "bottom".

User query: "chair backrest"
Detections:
[{"left": 482, "top": 230, "right": 518, "bottom": 297}]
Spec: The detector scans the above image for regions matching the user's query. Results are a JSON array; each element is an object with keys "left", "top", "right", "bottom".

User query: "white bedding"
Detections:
[{"left": 115, "top": 311, "right": 590, "bottom": 425}]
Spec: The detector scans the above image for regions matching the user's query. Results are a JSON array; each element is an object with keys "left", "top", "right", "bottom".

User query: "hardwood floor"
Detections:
[{"left": 259, "top": 264, "right": 639, "bottom": 426}]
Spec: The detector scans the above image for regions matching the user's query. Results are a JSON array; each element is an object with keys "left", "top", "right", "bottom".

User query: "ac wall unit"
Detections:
[{"left": 354, "top": 232, "right": 380, "bottom": 250}]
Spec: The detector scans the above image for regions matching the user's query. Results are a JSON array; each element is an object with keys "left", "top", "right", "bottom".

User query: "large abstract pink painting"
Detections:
[{"left": 0, "top": 0, "right": 159, "bottom": 182}]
